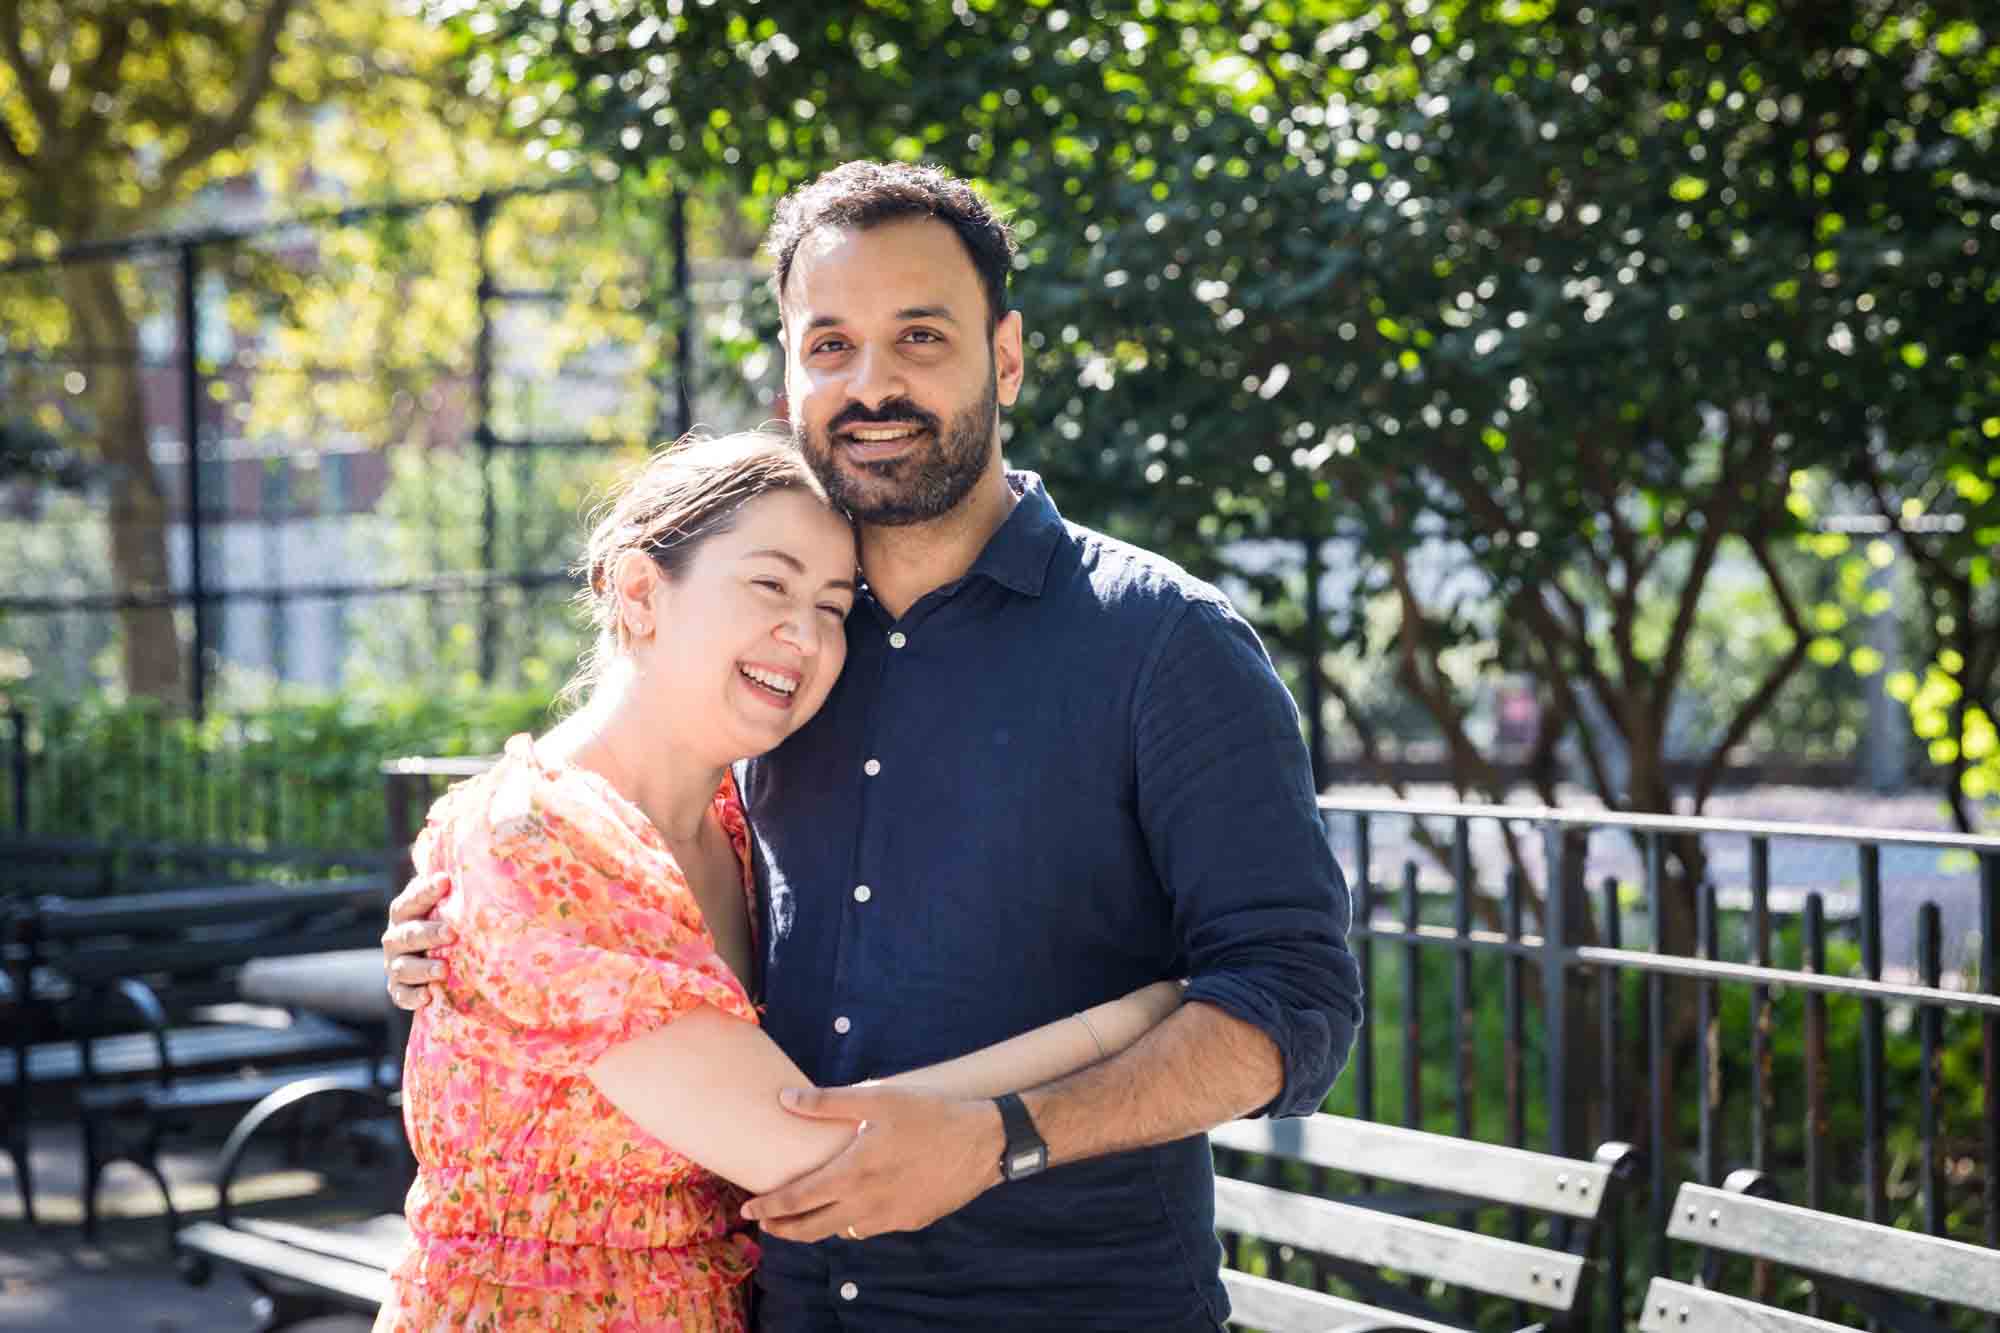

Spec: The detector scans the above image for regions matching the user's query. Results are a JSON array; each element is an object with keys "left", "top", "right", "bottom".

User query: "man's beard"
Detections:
[{"left": 795, "top": 366, "right": 998, "bottom": 527}]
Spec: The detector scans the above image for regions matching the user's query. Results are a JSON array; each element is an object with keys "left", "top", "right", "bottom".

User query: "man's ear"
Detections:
[{"left": 993, "top": 309, "right": 1025, "bottom": 408}]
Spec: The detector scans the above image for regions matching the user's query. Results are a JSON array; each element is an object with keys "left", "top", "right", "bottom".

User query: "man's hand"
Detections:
[
  {"left": 740, "top": 1086, "right": 1004, "bottom": 1242},
  {"left": 382, "top": 873, "right": 454, "bottom": 1010}
]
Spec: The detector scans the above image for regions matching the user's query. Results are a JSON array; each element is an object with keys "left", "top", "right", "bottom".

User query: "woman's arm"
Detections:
[
  {"left": 586, "top": 982, "right": 1183, "bottom": 1194},
  {"left": 878, "top": 980, "right": 1184, "bottom": 1097}
]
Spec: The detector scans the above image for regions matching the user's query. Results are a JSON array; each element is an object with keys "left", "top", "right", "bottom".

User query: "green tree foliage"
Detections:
[
  {"left": 0, "top": 1, "right": 634, "bottom": 706},
  {"left": 435, "top": 0, "right": 1993, "bottom": 827}
]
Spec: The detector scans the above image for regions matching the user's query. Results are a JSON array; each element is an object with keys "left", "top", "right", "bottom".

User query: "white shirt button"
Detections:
[
  {"left": 888, "top": 631, "right": 907, "bottom": 649},
  {"left": 863, "top": 758, "right": 881, "bottom": 776},
  {"left": 833, "top": 1015, "right": 852, "bottom": 1034},
  {"left": 853, "top": 884, "right": 872, "bottom": 903},
  {"left": 839, "top": 1281, "right": 859, "bottom": 1301}
]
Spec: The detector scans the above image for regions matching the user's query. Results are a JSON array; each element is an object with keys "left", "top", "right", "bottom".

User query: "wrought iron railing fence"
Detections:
[{"left": 1256, "top": 797, "right": 2000, "bottom": 1331}]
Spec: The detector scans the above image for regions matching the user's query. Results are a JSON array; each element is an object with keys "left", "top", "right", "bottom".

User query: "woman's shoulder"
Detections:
[{"left": 429, "top": 734, "right": 638, "bottom": 880}]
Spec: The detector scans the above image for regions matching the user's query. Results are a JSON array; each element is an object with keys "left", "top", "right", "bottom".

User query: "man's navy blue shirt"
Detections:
[{"left": 739, "top": 473, "right": 1362, "bottom": 1332}]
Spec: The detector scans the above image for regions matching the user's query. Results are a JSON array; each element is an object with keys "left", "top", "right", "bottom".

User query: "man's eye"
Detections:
[
  {"left": 812, "top": 338, "right": 849, "bottom": 354},
  {"left": 905, "top": 329, "right": 941, "bottom": 344}
]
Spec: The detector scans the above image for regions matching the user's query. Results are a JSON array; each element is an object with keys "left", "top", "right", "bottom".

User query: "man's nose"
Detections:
[{"left": 845, "top": 346, "right": 905, "bottom": 411}]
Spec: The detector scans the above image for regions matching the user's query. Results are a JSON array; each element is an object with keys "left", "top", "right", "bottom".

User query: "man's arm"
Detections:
[
  {"left": 740, "top": 1000, "right": 1274, "bottom": 1242},
  {"left": 1019, "top": 997, "right": 1279, "bottom": 1163}
]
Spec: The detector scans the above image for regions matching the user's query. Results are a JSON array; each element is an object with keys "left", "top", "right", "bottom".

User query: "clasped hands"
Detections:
[{"left": 382, "top": 874, "right": 1006, "bottom": 1242}]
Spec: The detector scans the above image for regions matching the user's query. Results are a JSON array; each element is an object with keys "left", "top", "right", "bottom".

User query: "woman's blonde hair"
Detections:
[{"left": 560, "top": 431, "right": 843, "bottom": 709}]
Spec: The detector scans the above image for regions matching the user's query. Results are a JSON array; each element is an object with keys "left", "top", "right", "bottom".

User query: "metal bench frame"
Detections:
[{"left": 2, "top": 877, "right": 390, "bottom": 1234}]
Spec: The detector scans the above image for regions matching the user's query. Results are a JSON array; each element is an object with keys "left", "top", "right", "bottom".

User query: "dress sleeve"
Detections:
[{"left": 425, "top": 765, "right": 758, "bottom": 1077}]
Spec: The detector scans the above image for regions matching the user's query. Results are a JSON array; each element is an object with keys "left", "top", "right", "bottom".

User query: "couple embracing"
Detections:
[{"left": 374, "top": 160, "right": 1363, "bottom": 1332}]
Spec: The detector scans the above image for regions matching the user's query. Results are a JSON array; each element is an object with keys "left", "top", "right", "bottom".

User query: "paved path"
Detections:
[{"left": 0, "top": 1123, "right": 373, "bottom": 1332}]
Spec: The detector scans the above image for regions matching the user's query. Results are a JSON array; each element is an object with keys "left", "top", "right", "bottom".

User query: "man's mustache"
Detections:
[{"left": 826, "top": 399, "right": 941, "bottom": 435}]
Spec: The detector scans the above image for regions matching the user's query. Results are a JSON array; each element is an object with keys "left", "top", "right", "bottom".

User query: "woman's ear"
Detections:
[{"left": 608, "top": 549, "right": 662, "bottom": 644}]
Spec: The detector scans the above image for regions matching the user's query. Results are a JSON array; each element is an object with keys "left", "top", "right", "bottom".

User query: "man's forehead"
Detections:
[{"left": 782, "top": 218, "right": 981, "bottom": 320}]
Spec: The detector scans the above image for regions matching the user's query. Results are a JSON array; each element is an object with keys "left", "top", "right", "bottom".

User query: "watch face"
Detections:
[{"left": 1006, "top": 1147, "right": 1048, "bottom": 1179}]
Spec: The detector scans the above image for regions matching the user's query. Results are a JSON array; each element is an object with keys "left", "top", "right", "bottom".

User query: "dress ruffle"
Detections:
[
  {"left": 390, "top": 1228, "right": 756, "bottom": 1298},
  {"left": 402, "top": 1163, "right": 752, "bottom": 1255}
]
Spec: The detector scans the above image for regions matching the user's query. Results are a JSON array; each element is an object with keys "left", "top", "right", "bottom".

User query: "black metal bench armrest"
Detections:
[
  {"left": 77, "top": 976, "right": 174, "bottom": 1085},
  {"left": 211, "top": 1075, "right": 392, "bottom": 1227}
]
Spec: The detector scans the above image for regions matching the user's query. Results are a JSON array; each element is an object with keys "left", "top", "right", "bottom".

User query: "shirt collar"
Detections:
[{"left": 964, "top": 470, "right": 1064, "bottom": 598}]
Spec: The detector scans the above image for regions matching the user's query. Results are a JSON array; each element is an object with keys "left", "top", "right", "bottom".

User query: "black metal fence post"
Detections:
[
  {"left": 1303, "top": 536, "right": 1327, "bottom": 788},
  {"left": 1541, "top": 819, "right": 1570, "bottom": 1157},
  {"left": 181, "top": 240, "right": 210, "bottom": 720},
  {"left": 472, "top": 192, "right": 499, "bottom": 684},
  {"left": 671, "top": 188, "right": 692, "bottom": 438}
]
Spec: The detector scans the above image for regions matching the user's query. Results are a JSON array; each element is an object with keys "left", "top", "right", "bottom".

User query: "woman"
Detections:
[{"left": 375, "top": 432, "right": 1181, "bottom": 1332}]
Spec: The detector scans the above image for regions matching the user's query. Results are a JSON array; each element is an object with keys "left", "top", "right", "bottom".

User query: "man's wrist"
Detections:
[
  {"left": 992, "top": 1091, "right": 1050, "bottom": 1180},
  {"left": 978, "top": 1096, "right": 1006, "bottom": 1185}
]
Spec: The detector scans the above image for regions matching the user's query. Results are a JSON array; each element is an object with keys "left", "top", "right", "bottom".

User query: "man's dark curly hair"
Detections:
[{"left": 767, "top": 161, "right": 1017, "bottom": 330}]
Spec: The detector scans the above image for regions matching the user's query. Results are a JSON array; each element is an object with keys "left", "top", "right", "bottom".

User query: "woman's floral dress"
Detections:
[{"left": 375, "top": 734, "right": 761, "bottom": 1333}]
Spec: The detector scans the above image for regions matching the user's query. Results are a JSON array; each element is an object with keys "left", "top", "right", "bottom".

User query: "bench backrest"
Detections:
[
  {"left": 12, "top": 877, "right": 388, "bottom": 1028},
  {"left": 1640, "top": 1174, "right": 2000, "bottom": 1333},
  {"left": 1211, "top": 1114, "right": 1636, "bottom": 1333}
]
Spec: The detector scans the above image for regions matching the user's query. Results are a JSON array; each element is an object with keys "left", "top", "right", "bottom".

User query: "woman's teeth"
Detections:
[{"left": 740, "top": 664, "right": 798, "bottom": 696}]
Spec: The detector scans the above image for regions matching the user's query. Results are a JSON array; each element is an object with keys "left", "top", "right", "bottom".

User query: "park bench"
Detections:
[
  {"left": 177, "top": 1070, "right": 412, "bottom": 1331},
  {"left": 1210, "top": 1114, "right": 1638, "bottom": 1333},
  {"left": 1640, "top": 1170, "right": 2000, "bottom": 1333},
  {"left": 1, "top": 876, "right": 393, "bottom": 1236}
]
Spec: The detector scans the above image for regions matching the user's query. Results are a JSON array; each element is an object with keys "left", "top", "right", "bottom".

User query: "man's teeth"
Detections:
[
  {"left": 846, "top": 427, "right": 918, "bottom": 442},
  {"left": 741, "top": 665, "right": 798, "bottom": 695}
]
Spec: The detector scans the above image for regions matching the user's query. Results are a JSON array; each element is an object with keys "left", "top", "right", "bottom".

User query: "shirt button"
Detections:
[
  {"left": 853, "top": 884, "right": 872, "bottom": 903},
  {"left": 839, "top": 1281, "right": 859, "bottom": 1301},
  {"left": 888, "top": 631, "right": 907, "bottom": 649},
  {"left": 863, "top": 758, "right": 881, "bottom": 776},
  {"left": 834, "top": 1015, "right": 852, "bottom": 1034}
]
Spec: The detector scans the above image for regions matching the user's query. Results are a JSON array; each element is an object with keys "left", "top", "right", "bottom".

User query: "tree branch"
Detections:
[
  {"left": 1388, "top": 550, "right": 1508, "bottom": 799},
  {"left": 1651, "top": 456, "right": 1739, "bottom": 737},
  {"left": 0, "top": 0, "right": 61, "bottom": 158},
  {"left": 153, "top": 0, "right": 299, "bottom": 197},
  {"left": 0, "top": 105, "right": 30, "bottom": 169},
  {"left": 63, "top": 8, "right": 136, "bottom": 160},
  {"left": 1690, "top": 534, "right": 1811, "bottom": 808}
]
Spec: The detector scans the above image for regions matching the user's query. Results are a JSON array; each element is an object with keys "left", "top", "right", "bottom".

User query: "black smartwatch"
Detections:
[{"left": 994, "top": 1092, "right": 1048, "bottom": 1181}]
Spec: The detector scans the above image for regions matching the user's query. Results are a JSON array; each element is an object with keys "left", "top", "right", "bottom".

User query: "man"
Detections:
[{"left": 385, "top": 160, "right": 1362, "bottom": 1331}]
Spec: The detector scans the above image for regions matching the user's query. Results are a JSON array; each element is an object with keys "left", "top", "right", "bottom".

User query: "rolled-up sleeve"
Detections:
[{"left": 1133, "top": 596, "right": 1363, "bottom": 1118}]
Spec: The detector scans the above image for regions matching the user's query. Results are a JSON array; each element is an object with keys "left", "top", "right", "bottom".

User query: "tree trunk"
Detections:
[{"left": 62, "top": 264, "right": 187, "bottom": 706}]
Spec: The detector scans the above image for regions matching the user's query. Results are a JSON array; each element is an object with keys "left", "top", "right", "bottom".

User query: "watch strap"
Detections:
[{"left": 994, "top": 1092, "right": 1047, "bottom": 1180}]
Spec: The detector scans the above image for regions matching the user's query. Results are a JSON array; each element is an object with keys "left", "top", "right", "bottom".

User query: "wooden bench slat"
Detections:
[
  {"left": 237, "top": 1215, "right": 409, "bottom": 1271},
  {"left": 1668, "top": 1183, "right": 2000, "bottom": 1314},
  {"left": 1215, "top": 1176, "right": 1586, "bottom": 1309},
  {"left": 82, "top": 1056, "right": 393, "bottom": 1113},
  {"left": 55, "top": 925, "right": 386, "bottom": 984},
  {"left": 1637, "top": 1279, "right": 1852, "bottom": 1333},
  {"left": 1211, "top": 1116, "right": 1611, "bottom": 1220},
  {"left": 7, "top": 1015, "right": 366, "bottom": 1088},
  {"left": 176, "top": 1220, "right": 391, "bottom": 1309},
  {"left": 1223, "top": 1269, "right": 1469, "bottom": 1333}
]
